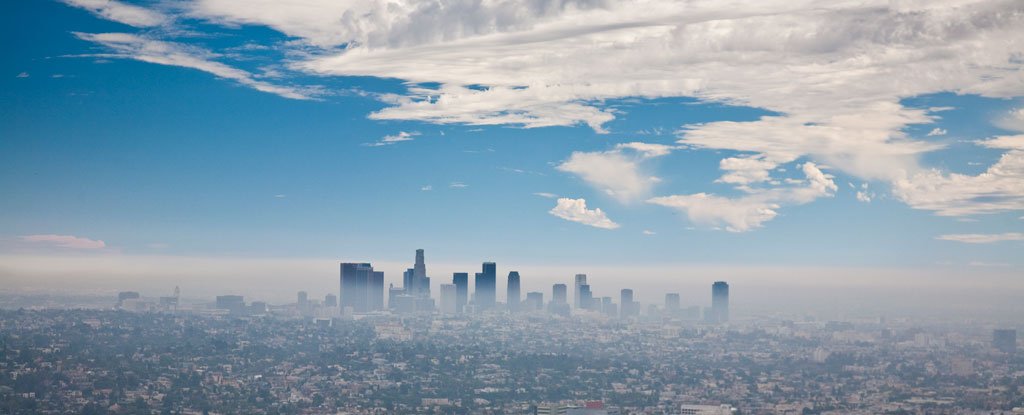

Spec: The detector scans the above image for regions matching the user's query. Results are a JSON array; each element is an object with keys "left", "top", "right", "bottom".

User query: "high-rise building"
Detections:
[
  {"left": 711, "top": 281, "right": 729, "bottom": 324},
  {"left": 602, "top": 296, "right": 617, "bottom": 317},
  {"left": 369, "top": 271, "right": 385, "bottom": 311},
  {"left": 525, "top": 292, "right": 543, "bottom": 311},
  {"left": 665, "top": 293, "right": 681, "bottom": 313},
  {"left": 297, "top": 291, "right": 310, "bottom": 315},
  {"left": 574, "top": 274, "right": 587, "bottom": 309},
  {"left": 324, "top": 293, "right": 338, "bottom": 308},
  {"left": 340, "top": 262, "right": 376, "bottom": 313},
  {"left": 117, "top": 291, "right": 140, "bottom": 307},
  {"left": 475, "top": 262, "right": 497, "bottom": 311},
  {"left": 620, "top": 289, "right": 637, "bottom": 318},
  {"left": 994, "top": 329, "right": 1017, "bottom": 353},
  {"left": 507, "top": 271, "right": 521, "bottom": 312},
  {"left": 549, "top": 283, "right": 570, "bottom": 316},
  {"left": 452, "top": 273, "right": 469, "bottom": 313},
  {"left": 403, "top": 268, "right": 414, "bottom": 294},
  {"left": 579, "top": 284, "right": 593, "bottom": 310},
  {"left": 440, "top": 284, "right": 458, "bottom": 315},
  {"left": 552, "top": 284, "right": 568, "bottom": 304}
]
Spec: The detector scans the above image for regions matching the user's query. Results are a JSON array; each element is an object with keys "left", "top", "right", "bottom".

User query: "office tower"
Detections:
[
  {"left": 665, "top": 293, "right": 681, "bottom": 313},
  {"left": 620, "top": 289, "right": 636, "bottom": 318},
  {"left": 215, "top": 295, "right": 246, "bottom": 314},
  {"left": 403, "top": 269, "right": 414, "bottom": 294},
  {"left": 994, "top": 329, "right": 1017, "bottom": 353},
  {"left": 324, "top": 293, "right": 338, "bottom": 308},
  {"left": 440, "top": 284, "right": 458, "bottom": 315},
  {"left": 340, "top": 262, "right": 376, "bottom": 313},
  {"left": 369, "top": 271, "right": 385, "bottom": 311},
  {"left": 475, "top": 262, "right": 497, "bottom": 311},
  {"left": 297, "top": 291, "right": 310, "bottom": 316},
  {"left": 453, "top": 273, "right": 469, "bottom": 314},
  {"left": 549, "top": 283, "right": 570, "bottom": 316},
  {"left": 574, "top": 274, "right": 587, "bottom": 309},
  {"left": 552, "top": 284, "right": 568, "bottom": 304},
  {"left": 525, "top": 292, "right": 543, "bottom": 311},
  {"left": 579, "top": 284, "right": 593, "bottom": 310},
  {"left": 507, "top": 271, "right": 521, "bottom": 312},
  {"left": 602, "top": 296, "right": 617, "bottom": 317},
  {"left": 711, "top": 281, "right": 729, "bottom": 324}
]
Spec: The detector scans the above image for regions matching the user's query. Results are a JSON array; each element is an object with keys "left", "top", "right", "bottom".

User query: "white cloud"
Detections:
[
  {"left": 648, "top": 162, "right": 836, "bottom": 232},
  {"left": 533, "top": 192, "right": 559, "bottom": 199},
  {"left": 273, "top": 194, "right": 286, "bottom": 198},
  {"left": 979, "top": 134, "right": 1024, "bottom": 150},
  {"left": 892, "top": 150, "right": 1024, "bottom": 216},
  {"left": 73, "top": 33, "right": 316, "bottom": 100},
  {"left": 420, "top": 185, "right": 433, "bottom": 191},
  {"left": 927, "top": 128, "right": 947, "bottom": 136},
  {"left": 995, "top": 107, "right": 1024, "bottom": 133},
  {"left": 58, "top": 0, "right": 1024, "bottom": 221},
  {"left": 63, "top": 0, "right": 167, "bottom": 28},
  {"left": 642, "top": 230, "right": 656, "bottom": 235},
  {"left": 449, "top": 182, "right": 468, "bottom": 188},
  {"left": 366, "top": 131, "right": 420, "bottom": 146},
  {"left": 856, "top": 191, "right": 872, "bottom": 203},
  {"left": 16, "top": 72, "right": 29, "bottom": 78},
  {"left": 20, "top": 234, "right": 106, "bottom": 250},
  {"left": 936, "top": 233, "right": 1024, "bottom": 244},
  {"left": 557, "top": 142, "right": 669, "bottom": 203},
  {"left": 549, "top": 197, "right": 620, "bottom": 229}
]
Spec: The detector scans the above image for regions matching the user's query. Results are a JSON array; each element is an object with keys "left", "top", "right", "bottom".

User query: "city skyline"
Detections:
[{"left": 2, "top": 1, "right": 1024, "bottom": 296}]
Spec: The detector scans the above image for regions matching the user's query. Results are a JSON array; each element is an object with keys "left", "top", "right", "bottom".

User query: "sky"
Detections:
[{"left": 2, "top": 0, "right": 1023, "bottom": 309}]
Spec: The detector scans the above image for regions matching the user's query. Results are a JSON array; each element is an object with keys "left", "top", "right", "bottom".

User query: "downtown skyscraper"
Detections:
[
  {"left": 711, "top": 281, "right": 730, "bottom": 324},
  {"left": 452, "top": 272, "right": 468, "bottom": 314},
  {"left": 475, "top": 262, "right": 497, "bottom": 311},
  {"left": 507, "top": 271, "right": 521, "bottom": 312},
  {"left": 339, "top": 263, "right": 384, "bottom": 313}
]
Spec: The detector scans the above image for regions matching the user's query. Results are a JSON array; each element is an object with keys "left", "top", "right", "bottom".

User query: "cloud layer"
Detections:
[
  {"left": 20, "top": 234, "right": 106, "bottom": 250},
  {"left": 61, "top": 0, "right": 1024, "bottom": 231}
]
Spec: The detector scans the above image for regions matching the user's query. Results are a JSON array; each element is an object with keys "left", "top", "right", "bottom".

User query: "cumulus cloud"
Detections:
[
  {"left": 20, "top": 234, "right": 106, "bottom": 250},
  {"left": 648, "top": 162, "right": 837, "bottom": 232},
  {"left": 63, "top": 0, "right": 167, "bottom": 28},
  {"left": 549, "top": 197, "right": 620, "bottom": 229},
  {"left": 73, "top": 33, "right": 316, "bottom": 100},
  {"left": 936, "top": 232, "right": 1024, "bottom": 244},
  {"left": 557, "top": 142, "right": 669, "bottom": 203},
  {"left": 927, "top": 128, "right": 948, "bottom": 137}
]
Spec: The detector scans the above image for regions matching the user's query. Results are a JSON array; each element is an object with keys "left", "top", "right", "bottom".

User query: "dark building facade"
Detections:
[
  {"left": 710, "top": 281, "right": 729, "bottom": 324},
  {"left": 452, "top": 272, "right": 469, "bottom": 314},
  {"left": 507, "top": 271, "right": 521, "bottom": 312},
  {"left": 340, "top": 262, "right": 380, "bottom": 313},
  {"left": 475, "top": 262, "right": 497, "bottom": 311}
]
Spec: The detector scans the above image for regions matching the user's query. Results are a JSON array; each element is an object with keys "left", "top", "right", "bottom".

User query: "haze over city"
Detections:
[{"left": 2, "top": 0, "right": 1023, "bottom": 414}]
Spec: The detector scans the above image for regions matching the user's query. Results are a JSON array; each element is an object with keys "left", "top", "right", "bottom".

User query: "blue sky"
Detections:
[{"left": 2, "top": 0, "right": 1023, "bottom": 300}]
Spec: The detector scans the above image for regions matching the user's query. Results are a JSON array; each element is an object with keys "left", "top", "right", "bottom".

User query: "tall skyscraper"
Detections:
[
  {"left": 507, "top": 271, "right": 521, "bottom": 312},
  {"left": 525, "top": 292, "right": 543, "bottom": 311},
  {"left": 579, "top": 284, "right": 593, "bottom": 310},
  {"left": 711, "top": 281, "right": 729, "bottom": 324},
  {"left": 994, "top": 329, "right": 1017, "bottom": 353},
  {"left": 475, "top": 262, "right": 497, "bottom": 311},
  {"left": 452, "top": 272, "right": 469, "bottom": 314},
  {"left": 574, "top": 274, "right": 587, "bottom": 309},
  {"left": 665, "top": 293, "right": 681, "bottom": 312},
  {"left": 439, "top": 284, "right": 458, "bottom": 315},
  {"left": 324, "top": 293, "right": 338, "bottom": 308},
  {"left": 552, "top": 284, "right": 568, "bottom": 304},
  {"left": 403, "top": 269, "right": 414, "bottom": 294},
  {"left": 620, "top": 289, "right": 636, "bottom": 318},
  {"left": 369, "top": 271, "right": 385, "bottom": 311},
  {"left": 340, "top": 262, "right": 377, "bottom": 313}
]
